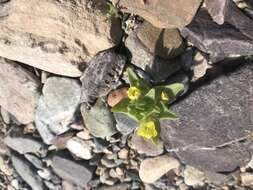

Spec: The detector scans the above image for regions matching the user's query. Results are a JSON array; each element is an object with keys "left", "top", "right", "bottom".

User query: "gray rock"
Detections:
[
  {"left": 81, "top": 99, "right": 117, "bottom": 138},
  {"left": 192, "top": 52, "right": 213, "bottom": 81},
  {"left": 128, "top": 134, "right": 164, "bottom": 157},
  {"left": 206, "top": 0, "right": 253, "bottom": 40},
  {"left": 24, "top": 153, "right": 44, "bottom": 169},
  {"left": 180, "top": 10, "right": 253, "bottom": 62},
  {"left": 101, "top": 157, "right": 121, "bottom": 168},
  {"left": 0, "top": 58, "right": 40, "bottom": 124},
  {"left": 80, "top": 50, "right": 126, "bottom": 104},
  {"left": 247, "top": 156, "right": 253, "bottom": 169},
  {"left": 52, "top": 151, "right": 94, "bottom": 187},
  {"left": 89, "top": 154, "right": 102, "bottom": 166},
  {"left": 11, "top": 154, "right": 44, "bottom": 190},
  {"left": 44, "top": 181, "right": 61, "bottom": 190},
  {"left": 4, "top": 135, "right": 44, "bottom": 155},
  {"left": 205, "top": 0, "right": 232, "bottom": 25},
  {"left": 114, "top": 113, "right": 138, "bottom": 135},
  {"left": 204, "top": 171, "right": 229, "bottom": 185},
  {"left": 10, "top": 179, "right": 19, "bottom": 190},
  {"left": 161, "top": 63, "right": 253, "bottom": 172},
  {"left": 93, "top": 138, "right": 109, "bottom": 153},
  {"left": 125, "top": 33, "right": 181, "bottom": 82},
  {"left": 96, "top": 183, "right": 131, "bottom": 190},
  {"left": 35, "top": 77, "right": 81, "bottom": 144},
  {"left": 37, "top": 168, "right": 51, "bottom": 180},
  {"left": 0, "top": 107, "right": 10, "bottom": 124},
  {"left": 183, "top": 166, "right": 205, "bottom": 187}
]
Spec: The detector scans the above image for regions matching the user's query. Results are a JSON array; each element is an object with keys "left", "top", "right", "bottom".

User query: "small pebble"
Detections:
[
  {"left": 183, "top": 166, "right": 205, "bottom": 187},
  {"left": 62, "top": 181, "right": 76, "bottom": 190},
  {"left": 37, "top": 168, "right": 51, "bottom": 180},
  {"left": 101, "top": 158, "right": 119, "bottom": 168},
  {"left": 104, "top": 178, "right": 118, "bottom": 185},
  {"left": 10, "top": 179, "right": 19, "bottom": 190},
  {"left": 240, "top": 172, "right": 253, "bottom": 186},
  {"left": 118, "top": 148, "right": 129, "bottom": 160},
  {"left": 44, "top": 181, "right": 61, "bottom": 190},
  {"left": 179, "top": 183, "right": 189, "bottom": 190},
  {"left": 7, "top": 185, "right": 15, "bottom": 190},
  {"left": 69, "top": 122, "right": 84, "bottom": 130},
  {"left": 0, "top": 164, "right": 14, "bottom": 176},
  {"left": 116, "top": 167, "right": 124, "bottom": 176},
  {"left": 109, "top": 168, "right": 118, "bottom": 178},
  {"left": 139, "top": 155, "right": 180, "bottom": 183},
  {"left": 66, "top": 137, "right": 92, "bottom": 160},
  {"left": 76, "top": 129, "right": 92, "bottom": 140}
]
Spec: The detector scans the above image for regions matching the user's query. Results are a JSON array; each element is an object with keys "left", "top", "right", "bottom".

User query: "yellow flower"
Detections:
[
  {"left": 161, "top": 91, "right": 170, "bottom": 101},
  {"left": 137, "top": 120, "right": 158, "bottom": 139},
  {"left": 127, "top": 86, "right": 141, "bottom": 100}
]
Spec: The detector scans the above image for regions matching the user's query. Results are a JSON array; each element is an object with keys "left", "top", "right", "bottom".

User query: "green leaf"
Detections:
[
  {"left": 158, "top": 102, "right": 179, "bottom": 120},
  {"left": 145, "top": 88, "right": 155, "bottom": 99},
  {"left": 127, "top": 68, "right": 139, "bottom": 87},
  {"left": 127, "top": 67, "right": 151, "bottom": 94},
  {"left": 111, "top": 98, "right": 130, "bottom": 113},
  {"left": 164, "top": 83, "right": 184, "bottom": 97},
  {"left": 151, "top": 136, "right": 159, "bottom": 144}
]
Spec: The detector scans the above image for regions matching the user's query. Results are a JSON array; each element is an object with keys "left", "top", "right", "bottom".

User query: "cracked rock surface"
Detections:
[
  {"left": 0, "top": 0, "right": 122, "bottom": 77},
  {"left": 161, "top": 63, "right": 253, "bottom": 172}
]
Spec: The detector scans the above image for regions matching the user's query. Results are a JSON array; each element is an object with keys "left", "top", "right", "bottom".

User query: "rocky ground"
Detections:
[{"left": 0, "top": 0, "right": 252, "bottom": 189}]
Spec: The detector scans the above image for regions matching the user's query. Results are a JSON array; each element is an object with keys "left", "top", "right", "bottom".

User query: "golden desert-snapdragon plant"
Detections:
[{"left": 111, "top": 68, "right": 184, "bottom": 143}]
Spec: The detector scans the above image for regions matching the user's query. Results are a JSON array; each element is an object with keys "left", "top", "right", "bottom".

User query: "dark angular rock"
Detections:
[
  {"left": 11, "top": 153, "right": 44, "bottom": 190},
  {"left": 205, "top": 0, "right": 253, "bottom": 40},
  {"left": 52, "top": 151, "right": 94, "bottom": 187},
  {"left": 180, "top": 10, "right": 253, "bottom": 62},
  {"left": 161, "top": 63, "right": 253, "bottom": 172},
  {"left": 80, "top": 50, "right": 126, "bottom": 104}
]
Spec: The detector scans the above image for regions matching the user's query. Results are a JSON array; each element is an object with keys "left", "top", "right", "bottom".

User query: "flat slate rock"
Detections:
[
  {"left": 52, "top": 151, "right": 94, "bottom": 187},
  {"left": 180, "top": 9, "right": 253, "bottom": 62},
  {"left": 161, "top": 63, "right": 253, "bottom": 172},
  {"left": 4, "top": 135, "right": 44, "bottom": 155},
  {"left": 0, "top": 58, "right": 40, "bottom": 124},
  {"left": 11, "top": 154, "right": 44, "bottom": 190}
]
